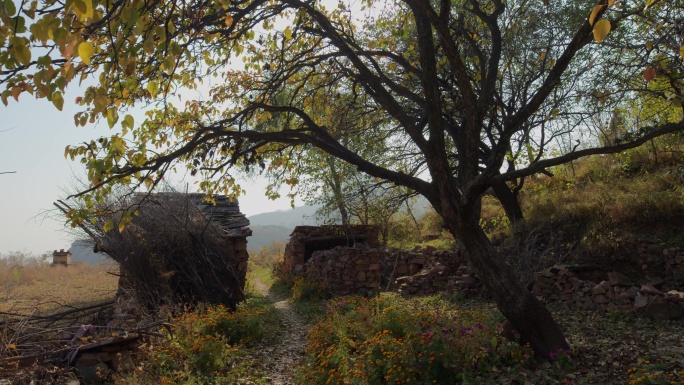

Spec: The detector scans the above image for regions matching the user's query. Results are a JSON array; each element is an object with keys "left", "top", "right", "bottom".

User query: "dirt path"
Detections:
[{"left": 251, "top": 279, "right": 309, "bottom": 385}]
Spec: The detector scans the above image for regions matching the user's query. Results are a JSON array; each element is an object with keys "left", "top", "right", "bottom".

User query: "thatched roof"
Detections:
[{"left": 149, "top": 193, "right": 251, "bottom": 237}]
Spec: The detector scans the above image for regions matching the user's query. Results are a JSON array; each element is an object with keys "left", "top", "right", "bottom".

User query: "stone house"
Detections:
[{"left": 52, "top": 249, "right": 72, "bottom": 266}]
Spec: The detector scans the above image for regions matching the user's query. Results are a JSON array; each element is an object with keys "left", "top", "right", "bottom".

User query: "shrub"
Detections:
[
  {"left": 291, "top": 276, "right": 329, "bottom": 302},
  {"left": 118, "top": 298, "right": 280, "bottom": 384},
  {"left": 296, "top": 294, "right": 559, "bottom": 385}
]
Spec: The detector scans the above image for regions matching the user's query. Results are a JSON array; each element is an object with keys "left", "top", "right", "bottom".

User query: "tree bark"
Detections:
[
  {"left": 449, "top": 217, "right": 569, "bottom": 359},
  {"left": 491, "top": 180, "right": 524, "bottom": 223}
]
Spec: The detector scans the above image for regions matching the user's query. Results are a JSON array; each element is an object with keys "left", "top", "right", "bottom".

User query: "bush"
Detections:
[
  {"left": 296, "top": 294, "right": 561, "bottom": 385},
  {"left": 291, "top": 276, "right": 329, "bottom": 302},
  {"left": 118, "top": 298, "right": 281, "bottom": 384}
]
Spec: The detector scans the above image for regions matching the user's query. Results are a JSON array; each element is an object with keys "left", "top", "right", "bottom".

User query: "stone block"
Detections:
[
  {"left": 640, "top": 296, "right": 684, "bottom": 320},
  {"left": 640, "top": 284, "right": 664, "bottom": 296},
  {"left": 634, "top": 294, "right": 649, "bottom": 309},
  {"left": 607, "top": 272, "right": 633, "bottom": 286},
  {"left": 112, "top": 351, "right": 135, "bottom": 372}
]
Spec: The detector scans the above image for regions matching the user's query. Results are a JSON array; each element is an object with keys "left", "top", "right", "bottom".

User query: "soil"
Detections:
[{"left": 251, "top": 279, "right": 309, "bottom": 385}]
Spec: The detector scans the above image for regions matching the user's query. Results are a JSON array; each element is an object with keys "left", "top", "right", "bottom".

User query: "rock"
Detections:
[
  {"left": 634, "top": 295, "right": 649, "bottom": 309},
  {"left": 640, "top": 284, "right": 664, "bottom": 296},
  {"left": 75, "top": 359, "right": 109, "bottom": 383},
  {"left": 76, "top": 353, "right": 100, "bottom": 366},
  {"left": 592, "top": 284, "right": 607, "bottom": 295},
  {"left": 640, "top": 296, "right": 684, "bottom": 320},
  {"left": 111, "top": 351, "right": 135, "bottom": 372},
  {"left": 595, "top": 295, "right": 609, "bottom": 304},
  {"left": 626, "top": 286, "right": 640, "bottom": 299},
  {"left": 647, "top": 276, "right": 665, "bottom": 289},
  {"left": 607, "top": 272, "right": 633, "bottom": 286}
]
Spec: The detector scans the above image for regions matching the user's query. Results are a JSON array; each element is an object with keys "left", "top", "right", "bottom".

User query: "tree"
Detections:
[{"left": 2, "top": 0, "right": 683, "bottom": 358}]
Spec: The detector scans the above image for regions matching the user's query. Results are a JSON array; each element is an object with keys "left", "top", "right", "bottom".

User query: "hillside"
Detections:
[
  {"left": 246, "top": 206, "right": 320, "bottom": 252},
  {"left": 247, "top": 225, "right": 292, "bottom": 251},
  {"left": 247, "top": 205, "right": 319, "bottom": 228}
]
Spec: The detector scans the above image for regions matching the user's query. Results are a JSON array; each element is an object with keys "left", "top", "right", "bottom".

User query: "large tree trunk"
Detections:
[
  {"left": 450, "top": 218, "right": 569, "bottom": 359},
  {"left": 491, "top": 179, "right": 524, "bottom": 223}
]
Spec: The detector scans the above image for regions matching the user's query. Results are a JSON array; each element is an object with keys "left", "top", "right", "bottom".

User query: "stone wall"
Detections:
[
  {"left": 532, "top": 248, "right": 684, "bottom": 319},
  {"left": 302, "top": 245, "right": 481, "bottom": 297},
  {"left": 284, "top": 225, "right": 380, "bottom": 274},
  {"left": 232, "top": 237, "right": 250, "bottom": 293},
  {"left": 383, "top": 247, "right": 481, "bottom": 296},
  {"left": 306, "top": 246, "right": 382, "bottom": 296}
]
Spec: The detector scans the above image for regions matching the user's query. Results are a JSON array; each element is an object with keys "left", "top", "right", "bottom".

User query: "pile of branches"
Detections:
[
  {"left": 56, "top": 193, "right": 244, "bottom": 311},
  {"left": 0, "top": 301, "right": 113, "bottom": 369},
  {"left": 0, "top": 301, "right": 165, "bottom": 383}
]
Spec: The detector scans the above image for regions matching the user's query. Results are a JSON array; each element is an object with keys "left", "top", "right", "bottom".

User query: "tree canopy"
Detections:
[{"left": 1, "top": 0, "right": 683, "bottom": 358}]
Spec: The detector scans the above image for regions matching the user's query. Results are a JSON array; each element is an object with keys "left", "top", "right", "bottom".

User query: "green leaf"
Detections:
[
  {"left": 52, "top": 91, "right": 64, "bottom": 111},
  {"left": 103, "top": 220, "right": 115, "bottom": 233},
  {"left": 3, "top": 0, "right": 16, "bottom": 16},
  {"left": 283, "top": 26, "right": 292, "bottom": 40}
]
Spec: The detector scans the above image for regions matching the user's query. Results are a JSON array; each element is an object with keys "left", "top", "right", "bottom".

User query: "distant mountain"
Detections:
[
  {"left": 247, "top": 205, "right": 320, "bottom": 228},
  {"left": 69, "top": 240, "right": 112, "bottom": 265},
  {"left": 246, "top": 225, "right": 291, "bottom": 252},
  {"left": 246, "top": 205, "right": 320, "bottom": 252}
]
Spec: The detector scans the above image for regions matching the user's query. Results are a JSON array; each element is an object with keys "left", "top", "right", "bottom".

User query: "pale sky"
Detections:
[{"left": 0, "top": 87, "right": 302, "bottom": 255}]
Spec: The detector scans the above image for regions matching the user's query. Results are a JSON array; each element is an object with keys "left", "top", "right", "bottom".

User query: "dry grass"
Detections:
[{"left": 0, "top": 260, "right": 118, "bottom": 316}]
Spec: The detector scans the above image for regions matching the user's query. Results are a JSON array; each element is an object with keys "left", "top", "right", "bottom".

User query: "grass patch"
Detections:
[
  {"left": 0, "top": 260, "right": 118, "bottom": 315},
  {"left": 117, "top": 296, "right": 283, "bottom": 384}
]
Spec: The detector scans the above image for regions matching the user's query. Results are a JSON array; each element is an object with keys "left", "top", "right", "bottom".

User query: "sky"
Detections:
[{"left": 0, "top": 87, "right": 303, "bottom": 255}]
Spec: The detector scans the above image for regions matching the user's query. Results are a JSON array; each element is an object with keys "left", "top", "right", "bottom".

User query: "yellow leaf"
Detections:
[
  {"left": 52, "top": 91, "right": 64, "bottom": 111},
  {"left": 283, "top": 26, "right": 292, "bottom": 40},
  {"left": 593, "top": 19, "right": 611, "bottom": 43},
  {"left": 225, "top": 14, "right": 233, "bottom": 27},
  {"left": 589, "top": 4, "right": 604, "bottom": 26},
  {"left": 7, "top": 344, "right": 16, "bottom": 350},
  {"left": 607, "top": 0, "right": 615, "bottom": 5},
  {"left": 680, "top": 46, "right": 684, "bottom": 59},
  {"left": 147, "top": 81, "right": 159, "bottom": 97},
  {"left": 106, "top": 108, "right": 118, "bottom": 128},
  {"left": 78, "top": 41, "right": 94, "bottom": 65},
  {"left": 84, "top": 0, "right": 94, "bottom": 18},
  {"left": 10, "top": 37, "right": 31, "bottom": 66}
]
